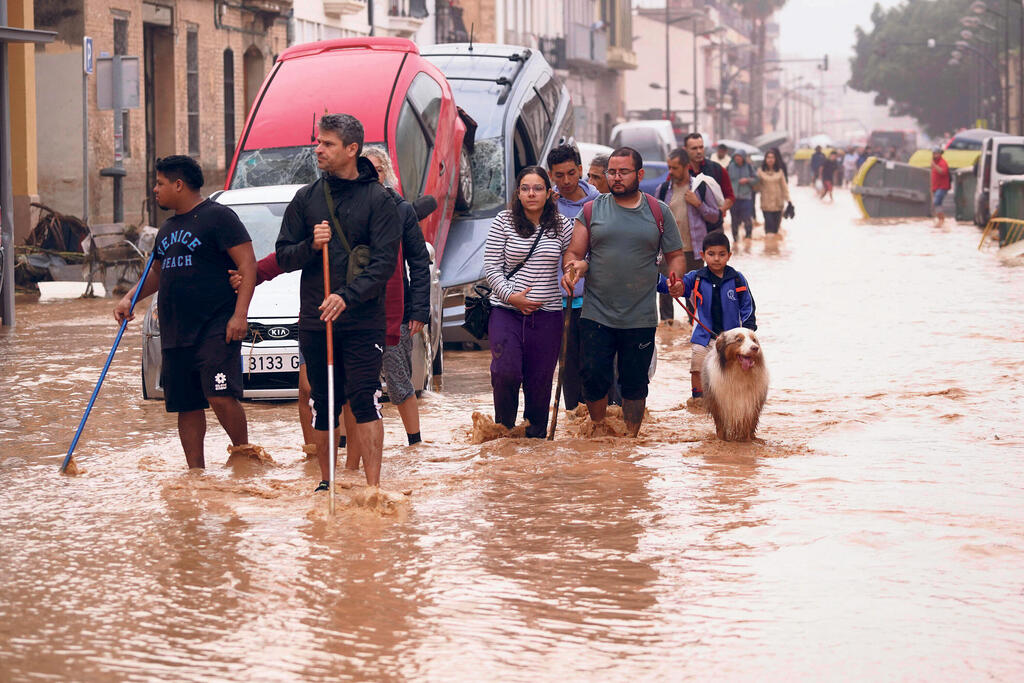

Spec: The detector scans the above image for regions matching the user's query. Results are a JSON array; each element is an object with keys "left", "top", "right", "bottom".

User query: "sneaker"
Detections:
[{"left": 314, "top": 480, "right": 330, "bottom": 493}]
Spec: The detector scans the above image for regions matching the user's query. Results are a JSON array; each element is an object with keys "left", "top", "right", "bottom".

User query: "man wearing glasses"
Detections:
[{"left": 561, "top": 147, "right": 688, "bottom": 437}]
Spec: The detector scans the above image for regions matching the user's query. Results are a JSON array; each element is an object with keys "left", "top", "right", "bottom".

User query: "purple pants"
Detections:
[{"left": 488, "top": 306, "right": 563, "bottom": 438}]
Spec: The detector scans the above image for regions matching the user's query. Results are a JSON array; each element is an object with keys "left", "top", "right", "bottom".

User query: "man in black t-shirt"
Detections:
[{"left": 115, "top": 155, "right": 257, "bottom": 469}]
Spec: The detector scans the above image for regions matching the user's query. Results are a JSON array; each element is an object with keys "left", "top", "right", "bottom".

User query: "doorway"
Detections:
[
  {"left": 144, "top": 23, "right": 176, "bottom": 226},
  {"left": 243, "top": 45, "right": 264, "bottom": 116}
]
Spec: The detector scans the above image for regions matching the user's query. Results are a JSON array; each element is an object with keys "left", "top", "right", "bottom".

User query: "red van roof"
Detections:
[
  {"left": 242, "top": 40, "right": 416, "bottom": 150},
  {"left": 277, "top": 37, "right": 419, "bottom": 61}
]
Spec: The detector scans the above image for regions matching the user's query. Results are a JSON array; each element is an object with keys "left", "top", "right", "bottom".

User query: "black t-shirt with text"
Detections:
[{"left": 154, "top": 199, "right": 251, "bottom": 348}]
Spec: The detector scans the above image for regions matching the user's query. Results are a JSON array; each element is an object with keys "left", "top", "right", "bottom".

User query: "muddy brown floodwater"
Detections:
[{"left": 2, "top": 187, "right": 1023, "bottom": 680}]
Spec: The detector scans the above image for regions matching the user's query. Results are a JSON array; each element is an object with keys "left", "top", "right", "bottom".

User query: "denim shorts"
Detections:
[{"left": 933, "top": 188, "right": 948, "bottom": 207}]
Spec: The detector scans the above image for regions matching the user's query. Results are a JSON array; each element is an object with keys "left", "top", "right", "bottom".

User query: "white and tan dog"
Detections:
[{"left": 702, "top": 328, "right": 769, "bottom": 441}]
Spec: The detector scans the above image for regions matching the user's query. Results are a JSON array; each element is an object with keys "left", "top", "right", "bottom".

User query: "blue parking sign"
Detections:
[{"left": 83, "top": 36, "right": 93, "bottom": 75}]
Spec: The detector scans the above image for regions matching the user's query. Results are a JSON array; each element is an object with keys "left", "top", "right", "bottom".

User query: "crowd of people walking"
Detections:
[{"left": 115, "top": 112, "right": 792, "bottom": 493}]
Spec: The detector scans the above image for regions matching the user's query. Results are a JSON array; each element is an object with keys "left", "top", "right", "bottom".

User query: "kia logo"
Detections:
[{"left": 266, "top": 326, "right": 290, "bottom": 339}]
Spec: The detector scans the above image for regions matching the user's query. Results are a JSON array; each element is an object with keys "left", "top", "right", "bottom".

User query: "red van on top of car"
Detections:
[{"left": 226, "top": 36, "right": 473, "bottom": 254}]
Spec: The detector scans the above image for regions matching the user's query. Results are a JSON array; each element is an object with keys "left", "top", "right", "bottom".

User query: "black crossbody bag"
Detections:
[
  {"left": 461, "top": 228, "right": 545, "bottom": 340},
  {"left": 322, "top": 181, "right": 371, "bottom": 285}
]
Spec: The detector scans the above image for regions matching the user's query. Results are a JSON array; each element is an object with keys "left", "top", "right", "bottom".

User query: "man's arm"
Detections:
[
  {"left": 113, "top": 261, "right": 162, "bottom": 323},
  {"left": 225, "top": 241, "right": 257, "bottom": 343},
  {"left": 561, "top": 218, "right": 591, "bottom": 292},
  {"left": 664, "top": 249, "right": 687, "bottom": 297},
  {"left": 400, "top": 203, "right": 432, "bottom": 327}
]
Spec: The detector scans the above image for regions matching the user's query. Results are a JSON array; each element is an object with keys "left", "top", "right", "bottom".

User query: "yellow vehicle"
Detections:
[{"left": 907, "top": 148, "right": 980, "bottom": 169}]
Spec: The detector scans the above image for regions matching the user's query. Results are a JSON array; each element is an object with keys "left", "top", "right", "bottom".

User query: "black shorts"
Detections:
[
  {"left": 161, "top": 331, "right": 243, "bottom": 413},
  {"left": 579, "top": 318, "right": 656, "bottom": 402},
  {"left": 300, "top": 326, "right": 384, "bottom": 429}
]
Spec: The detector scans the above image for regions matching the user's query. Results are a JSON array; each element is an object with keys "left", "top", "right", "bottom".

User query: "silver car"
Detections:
[{"left": 141, "top": 184, "right": 443, "bottom": 400}]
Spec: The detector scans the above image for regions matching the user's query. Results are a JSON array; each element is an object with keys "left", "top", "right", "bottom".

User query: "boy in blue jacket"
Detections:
[{"left": 659, "top": 230, "right": 756, "bottom": 398}]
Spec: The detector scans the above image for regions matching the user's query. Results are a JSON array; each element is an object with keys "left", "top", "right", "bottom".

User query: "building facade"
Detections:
[
  {"left": 433, "top": 0, "right": 636, "bottom": 146},
  {"left": 33, "top": 0, "right": 291, "bottom": 231},
  {"left": 20, "top": 0, "right": 635, "bottom": 237}
]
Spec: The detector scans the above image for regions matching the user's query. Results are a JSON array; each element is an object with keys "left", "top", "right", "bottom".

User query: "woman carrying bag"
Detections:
[
  {"left": 484, "top": 166, "right": 574, "bottom": 438},
  {"left": 757, "top": 149, "right": 791, "bottom": 250}
]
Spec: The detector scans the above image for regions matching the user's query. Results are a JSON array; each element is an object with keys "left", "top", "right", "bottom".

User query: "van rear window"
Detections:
[{"left": 996, "top": 144, "right": 1024, "bottom": 176}]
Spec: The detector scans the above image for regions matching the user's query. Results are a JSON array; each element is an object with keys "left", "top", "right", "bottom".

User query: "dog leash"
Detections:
[{"left": 668, "top": 272, "right": 718, "bottom": 339}]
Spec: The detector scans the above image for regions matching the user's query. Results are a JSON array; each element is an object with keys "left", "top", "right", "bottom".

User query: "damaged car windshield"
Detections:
[
  {"left": 468, "top": 137, "right": 506, "bottom": 215},
  {"left": 230, "top": 143, "right": 390, "bottom": 189},
  {"left": 230, "top": 146, "right": 318, "bottom": 189}
]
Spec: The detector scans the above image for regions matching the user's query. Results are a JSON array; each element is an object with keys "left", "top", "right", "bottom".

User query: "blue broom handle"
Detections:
[{"left": 61, "top": 250, "right": 157, "bottom": 473}]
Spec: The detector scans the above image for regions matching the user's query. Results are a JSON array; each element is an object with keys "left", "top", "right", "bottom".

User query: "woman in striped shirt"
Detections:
[{"left": 484, "top": 166, "right": 574, "bottom": 438}]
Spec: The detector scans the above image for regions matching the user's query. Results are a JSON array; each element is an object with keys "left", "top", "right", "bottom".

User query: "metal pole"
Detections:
[
  {"left": 61, "top": 250, "right": 157, "bottom": 472},
  {"left": 1, "top": 22, "right": 15, "bottom": 327},
  {"left": 1005, "top": 7, "right": 1010, "bottom": 130},
  {"left": 665, "top": 2, "right": 670, "bottom": 122},
  {"left": 83, "top": 68, "right": 89, "bottom": 224},
  {"left": 692, "top": 15, "right": 698, "bottom": 133},
  {"left": 112, "top": 56, "right": 124, "bottom": 223}
]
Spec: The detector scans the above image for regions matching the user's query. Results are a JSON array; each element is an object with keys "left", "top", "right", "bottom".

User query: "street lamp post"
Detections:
[
  {"left": 970, "top": 0, "right": 1012, "bottom": 131},
  {"left": 655, "top": 6, "right": 715, "bottom": 134}
]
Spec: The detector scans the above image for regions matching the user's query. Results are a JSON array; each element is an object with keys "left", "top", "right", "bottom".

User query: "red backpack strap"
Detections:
[
  {"left": 582, "top": 199, "right": 595, "bottom": 229},
  {"left": 644, "top": 193, "right": 664, "bottom": 235}
]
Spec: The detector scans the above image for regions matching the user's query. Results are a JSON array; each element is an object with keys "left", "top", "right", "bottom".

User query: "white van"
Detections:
[
  {"left": 609, "top": 120, "right": 676, "bottom": 164},
  {"left": 974, "top": 135, "right": 1024, "bottom": 226}
]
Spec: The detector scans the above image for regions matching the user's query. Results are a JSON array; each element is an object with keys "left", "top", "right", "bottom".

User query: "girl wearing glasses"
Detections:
[{"left": 483, "top": 166, "right": 574, "bottom": 438}]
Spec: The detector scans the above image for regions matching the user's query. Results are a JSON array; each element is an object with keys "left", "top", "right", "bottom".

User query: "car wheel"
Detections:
[{"left": 455, "top": 145, "right": 474, "bottom": 211}]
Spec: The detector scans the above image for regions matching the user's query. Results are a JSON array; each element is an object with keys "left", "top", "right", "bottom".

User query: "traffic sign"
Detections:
[{"left": 83, "top": 36, "right": 93, "bottom": 75}]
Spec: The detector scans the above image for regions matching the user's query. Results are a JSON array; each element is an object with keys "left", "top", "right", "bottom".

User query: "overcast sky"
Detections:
[{"left": 776, "top": 0, "right": 904, "bottom": 60}]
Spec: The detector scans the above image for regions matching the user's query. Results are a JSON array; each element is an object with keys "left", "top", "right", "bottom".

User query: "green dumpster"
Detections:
[
  {"left": 998, "top": 181, "right": 1024, "bottom": 220},
  {"left": 954, "top": 167, "right": 976, "bottom": 223}
]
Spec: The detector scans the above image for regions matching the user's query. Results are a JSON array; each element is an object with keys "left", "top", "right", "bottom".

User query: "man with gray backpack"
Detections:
[{"left": 561, "top": 147, "right": 688, "bottom": 437}]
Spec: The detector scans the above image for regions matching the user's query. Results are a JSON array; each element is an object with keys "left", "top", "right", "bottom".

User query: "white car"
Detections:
[{"left": 141, "top": 184, "right": 443, "bottom": 400}]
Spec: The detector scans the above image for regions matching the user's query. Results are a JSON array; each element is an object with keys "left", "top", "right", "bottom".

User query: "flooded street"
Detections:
[{"left": 2, "top": 187, "right": 1023, "bottom": 679}]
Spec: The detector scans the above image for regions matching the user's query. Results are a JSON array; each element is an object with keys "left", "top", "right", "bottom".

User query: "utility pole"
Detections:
[{"left": 664, "top": 2, "right": 670, "bottom": 122}]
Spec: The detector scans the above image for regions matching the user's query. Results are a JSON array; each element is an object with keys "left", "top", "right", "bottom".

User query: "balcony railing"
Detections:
[
  {"left": 322, "top": 0, "right": 365, "bottom": 17},
  {"left": 386, "top": 0, "right": 428, "bottom": 36},
  {"left": 566, "top": 21, "right": 607, "bottom": 67}
]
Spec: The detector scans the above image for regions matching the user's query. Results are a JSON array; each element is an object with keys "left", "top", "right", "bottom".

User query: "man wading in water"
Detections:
[
  {"left": 114, "top": 155, "right": 257, "bottom": 469},
  {"left": 561, "top": 147, "right": 688, "bottom": 436},
  {"left": 276, "top": 114, "right": 400, "bottom": 492}
]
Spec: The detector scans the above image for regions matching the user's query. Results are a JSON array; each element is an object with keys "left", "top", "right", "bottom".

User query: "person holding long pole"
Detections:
[
  {"left": 275, "top": 114, "right": 400, "bottom": 493},
  {"left": 484, "top": 166, "right": 573, "bottom": 439},
  {"left": 112, "top": 155, "right": 257, "bottom": 469}
]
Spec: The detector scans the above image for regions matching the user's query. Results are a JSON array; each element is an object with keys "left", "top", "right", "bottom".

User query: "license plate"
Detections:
[{"left": 243, "top": 352, "right": 300, "bottom": 374}]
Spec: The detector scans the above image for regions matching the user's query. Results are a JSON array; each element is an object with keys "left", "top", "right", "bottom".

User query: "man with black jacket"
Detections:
[{"left": 276, "top": 113, "right": 400, "bottom": 492}]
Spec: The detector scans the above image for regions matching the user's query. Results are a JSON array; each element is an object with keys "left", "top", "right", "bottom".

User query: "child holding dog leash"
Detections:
[{"left": 659, "top": 230, "right": 757, "bottom": 400}]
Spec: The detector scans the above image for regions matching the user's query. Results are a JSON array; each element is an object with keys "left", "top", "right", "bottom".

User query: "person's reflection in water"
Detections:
[
  {"left": 693, "top": 452, "right": 767, "bottom": 567},
  {"left": 292, "top": 515, "right": 429, "bottom": 679}
]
